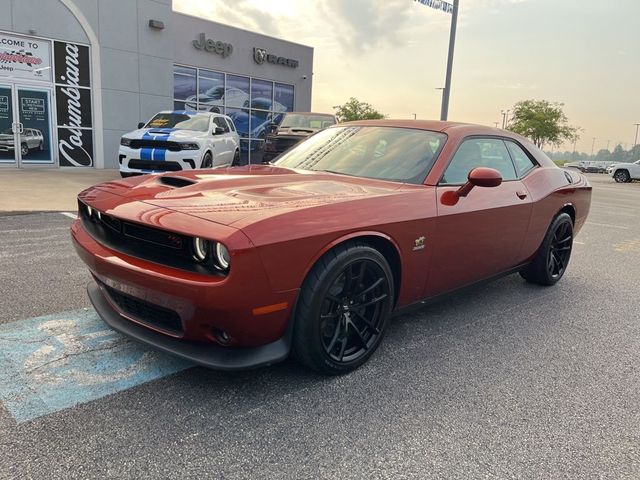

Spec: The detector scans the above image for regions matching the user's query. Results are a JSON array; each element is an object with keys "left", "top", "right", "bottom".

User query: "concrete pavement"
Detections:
[{"left": 0, "top": 168, "right": 120, "bottom": 213}]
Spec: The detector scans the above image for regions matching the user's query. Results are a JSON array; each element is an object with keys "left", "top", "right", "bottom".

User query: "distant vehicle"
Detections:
[
  {"left": 0, "top": 128, "right": 43, "bottom": 156},
  {"left": 227, "top": 98, "right": 287, "bottom": 151},
  {"left": 564, "top": 161, "right": 586, "bottom": 172},
  {"left": 607, "top": 159, "right": 640, "bottom": 183},
  {"left": 184, "top": 86, "right": 249, "bottom": 113},
  {"left": 263, "top": 112, "right": 337, "bottom": 162},
  {"left": 118, "top": 111, "right": 240, "bottom": 177}
]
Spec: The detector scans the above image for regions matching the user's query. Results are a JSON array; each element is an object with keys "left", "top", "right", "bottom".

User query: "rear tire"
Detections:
[
  {"left": 520, "top": 213, "right": 573, "bottom": 286},
  {"left": 231, "top": 149, "right": 241, "bottom": 166},
  {"left": 292, "top": 241, "right": 394, "bottom": 375},
  {"left": 614, "top": 170, "right": 630, "bottom": 183}
]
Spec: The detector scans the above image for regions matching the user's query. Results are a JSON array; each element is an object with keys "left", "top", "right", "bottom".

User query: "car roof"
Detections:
[
  {"left": 285, "top": 112, "right": 336, "bottom": 117},
  {"left": 156, "top": 110, "right": 228, "bottom": 119},
  {"left": 341, "top": 119, "right": 529, "bottom": 141}
]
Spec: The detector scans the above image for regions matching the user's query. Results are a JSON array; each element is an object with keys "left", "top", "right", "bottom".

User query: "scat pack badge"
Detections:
[{"left": 413, "top": 236, "right": 426, "bottom": 251}]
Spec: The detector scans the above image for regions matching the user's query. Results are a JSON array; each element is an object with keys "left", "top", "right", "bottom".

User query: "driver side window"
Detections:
[{"left": 441, "top": 138, "right": 517, "bottom": 185}]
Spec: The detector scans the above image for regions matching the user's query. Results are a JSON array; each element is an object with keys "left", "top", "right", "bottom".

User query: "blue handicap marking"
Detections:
[{"left": 0, "top": 309, "right": 193, "bottom": 423}]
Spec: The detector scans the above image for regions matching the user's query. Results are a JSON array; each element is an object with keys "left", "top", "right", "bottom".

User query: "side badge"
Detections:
[{"left": 413, "top": 236, "right": 426, "bottom": 251}]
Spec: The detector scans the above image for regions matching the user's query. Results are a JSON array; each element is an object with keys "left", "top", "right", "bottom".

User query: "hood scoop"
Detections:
[{"left": 157, "top": 176, "right": 196, "bottom": 188}]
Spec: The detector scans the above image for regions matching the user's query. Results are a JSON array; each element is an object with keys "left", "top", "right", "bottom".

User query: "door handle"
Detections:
[
  {"left": 516, "top": 191, "right": 527, "bottom": 200},
  {"left": 18, "top": 122, "right": 24, "bottom": 134}
]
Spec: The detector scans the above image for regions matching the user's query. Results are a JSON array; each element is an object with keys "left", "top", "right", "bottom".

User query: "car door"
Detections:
[
  {"left": 211, "top": 116, "right": 232, "bottom": 165},
  {"left": 426, "top": 137, "right": 533, "bottom": 297}
]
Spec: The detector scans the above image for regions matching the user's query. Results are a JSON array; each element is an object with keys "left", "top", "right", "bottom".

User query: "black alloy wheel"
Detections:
[
  {"left": 292, "top": 241, "right": 394, "bottom": 375},
  {"left": 614, "top": 170, "right": 630, "bottom": 183},
  {"left": 520, "top": 212, "right": 574, "bottom": 286},
  {"left": 201, "top": 152, "right": 213, "bottom": 169},
  {"left": 320, "top": 259, "right": 390, "bottom": 363},
  {"left": 547, "top": 220, "right": 572, "bottom": 280}
]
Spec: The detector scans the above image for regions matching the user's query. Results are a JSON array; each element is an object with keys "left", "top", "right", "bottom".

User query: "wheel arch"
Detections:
[
  {"left": 558, "top": 203, "right": 576, "bottom": 225},
  {"left": 301, "top": 231, "right": 403, "bottom": 307}
]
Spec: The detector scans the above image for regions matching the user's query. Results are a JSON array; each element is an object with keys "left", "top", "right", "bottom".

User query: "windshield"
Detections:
[
  {"left": 280, "top": 114, "right": 336, "bottom": 129},
  {"left": 274, "top": 126, "right": 447, "bottom": 184},
  {"left": 145, "top": 113, "right": 209, "bottom": 132}
]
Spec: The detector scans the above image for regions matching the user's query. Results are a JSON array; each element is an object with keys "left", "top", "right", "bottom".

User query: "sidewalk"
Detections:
[{"left": 0, "top": 168, "right": 121, "bottom": 213}]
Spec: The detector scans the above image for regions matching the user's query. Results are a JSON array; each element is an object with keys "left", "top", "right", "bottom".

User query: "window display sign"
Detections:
[
  {"left": 0, "top": 86, "right": 14, "bottom": 163},
  {"left": 0, "top": 32, "right": 52, "bottom": 82},
  {"left": 17, "top": 88, "right": 53, "bottom": 163},
  {"left": 54, "top": 40, "right": 94, "bottom": 167}
]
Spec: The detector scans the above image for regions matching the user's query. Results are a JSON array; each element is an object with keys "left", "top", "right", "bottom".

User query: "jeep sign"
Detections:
[{"left": 192, "top": 33, "right": 233, "bottom": 58}]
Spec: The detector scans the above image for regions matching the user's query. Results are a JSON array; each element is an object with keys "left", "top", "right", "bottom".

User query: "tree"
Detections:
[
  {"left": 333, "top": 97, "right": 385, "bottom": 122},
  {"left": 507, "top": 100, "right": 579, "bottom": 149}
]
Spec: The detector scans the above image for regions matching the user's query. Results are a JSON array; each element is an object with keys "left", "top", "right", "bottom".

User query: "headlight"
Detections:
[
  {"left": 214, "top": 242, "right": 231, "bottom": 270},
  {"left": 120, "top": 137, "right": 132, "bottom": 146},
  {"left": 180, "top": 143, "right": 200, "bottom": 150},
  {"left": 192, "top": 237, "right": 210, "bottom": 262}
]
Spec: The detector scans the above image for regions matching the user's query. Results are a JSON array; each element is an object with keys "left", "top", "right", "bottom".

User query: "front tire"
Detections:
[
  {"left": 614, "top": 170, "right": 630, "bottom": 183},
  {"left": 292, "top": 241, "right": 394, "bottom": 375},
  {"left": 201, "top": 151, "right": 213, "bottom": 169},
  {"left": 21, "top": 143, "right": 28, "bottom": 156},
  {"left": 520, "top": 213, "right": 573, "bottom": 286}
]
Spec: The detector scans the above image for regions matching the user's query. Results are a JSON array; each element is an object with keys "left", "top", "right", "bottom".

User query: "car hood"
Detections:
[
  {"left": 88, "top": 165, "right": 404, "bottom": 228},
  {"left": 124, "top": 128, "right": 209, "bottom": 141}
]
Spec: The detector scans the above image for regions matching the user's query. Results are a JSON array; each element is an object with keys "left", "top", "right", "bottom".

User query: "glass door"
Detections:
[
  {"left": 16, "top": 86, "right": 55, "bottom": 166},
  {"left": 0, "top": 84, "right": 17, "bottom": 166}
]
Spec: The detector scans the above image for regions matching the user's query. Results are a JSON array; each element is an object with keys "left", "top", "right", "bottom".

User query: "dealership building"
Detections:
[{"left": 0, "top": 0, "right": 314, "bottom": 169}]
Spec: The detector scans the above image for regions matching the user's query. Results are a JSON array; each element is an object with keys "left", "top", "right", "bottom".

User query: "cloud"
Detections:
[{"left": 317, "top": 0, "right": 417, "bottom": 53}]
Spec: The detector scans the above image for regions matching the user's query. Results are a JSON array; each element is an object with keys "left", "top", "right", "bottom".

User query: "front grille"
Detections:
[
  {"left": 273, "top": 137, "right": 301, "bottom": 151},
  {"left": 129, "top": 139, "right": 183, "bottom": 151},
  {"left": 78, "top": 201, "right": 222, "bottom": 276},
  {"left": 102, "top": 282, "right": 183, "bottom": 334},
  {"left": 129, "top": 159, "right": 182, "bottom": 171}
]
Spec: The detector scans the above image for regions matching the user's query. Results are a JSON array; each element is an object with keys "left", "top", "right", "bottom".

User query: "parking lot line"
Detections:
[
  {"left": 585, "top": 221, "right": 629, "bottom": 230},
  {"left": 0, "top": 309, "right": 193, "bottom": 423},
  {"left": 59, "top": 212, "right": 77, "bottom": 219}
]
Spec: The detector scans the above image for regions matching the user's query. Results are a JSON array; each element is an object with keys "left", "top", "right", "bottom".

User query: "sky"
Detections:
[{"left": 173, "top": 0, "right": 640, "bottom": 154}]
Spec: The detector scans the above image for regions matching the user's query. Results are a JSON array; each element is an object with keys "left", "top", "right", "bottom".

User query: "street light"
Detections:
[
  {"left": 591, "top": 137, "right": 596, "bottom": 158},
  {"left": 634, "top": 123, "right": 640, "bottom": 147},
  {"left": 440, "top": 0, "right": 460, "bottom": 121}
]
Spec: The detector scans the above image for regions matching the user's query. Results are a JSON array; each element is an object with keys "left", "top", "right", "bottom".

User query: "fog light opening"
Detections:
[{"left": 213, "top": 328, "right": 231, "bottom": 346}]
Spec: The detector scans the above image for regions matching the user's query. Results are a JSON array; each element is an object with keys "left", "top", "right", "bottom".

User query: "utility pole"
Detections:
[
  {"left": 572, "top": 138, "right": 577, "bottom": 160},
  {"left": 634, "top": 123, "right": 640, "bottom": 147},
  {"left": 440, "top": 0, "right": 459, "bottom": 121},
  {"left": 591, "top": 137, "right": 596, "bottom": 158},
  {"left": 412, "top": 113, "right": 417, "bottom": 120}
]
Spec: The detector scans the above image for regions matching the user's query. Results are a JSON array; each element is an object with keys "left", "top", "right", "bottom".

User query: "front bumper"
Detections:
[
  {"left": 88, "top": 282, "right": 291, "bottom": 370},
  {"left": 119, "top": 146, "right": 203, "bottom": 173}
]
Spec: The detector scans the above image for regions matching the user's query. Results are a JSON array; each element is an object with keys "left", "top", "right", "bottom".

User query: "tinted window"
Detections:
[
  {"left": 442, "top": 138, "right": 517, "bottom": 184},
  {"left": 213, "top": 116, "right": 229, "bottom": 132},
  {"left": 275, "top": 126, "right": 447, "bottom": 184},
  {"left": 505, "top": 141, "right": 536, "bottom": 177}
]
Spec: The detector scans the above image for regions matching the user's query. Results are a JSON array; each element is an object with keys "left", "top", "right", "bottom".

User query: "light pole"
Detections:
[
  {"left": 494, "top": 122, "right": 499, "bottom": 128},
  {"left": 440, "top": 0, "right": 459, "bottom": 121},
  {"left": 501, "top": 109, "right": 510, "bottom": 129},
  {"left": 572, "top": 138, "right": 577, "bottom": 160},
  {"left": 634, "top": 123, "right": 640, "bottom": 147},
  {"left": 412, "top": 113, "right": 417, "bottom": 120},
  {"left": 606, "top": 139, "right": 610, "bottom": 151},
  {"left": 591, "top": 137, "right": 596, "bottom": 158}
]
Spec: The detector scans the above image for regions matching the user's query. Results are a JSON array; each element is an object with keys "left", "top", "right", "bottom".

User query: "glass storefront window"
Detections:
[
  {"left": 172, "top": 65, "right": 295, "bottom": 155},
  {"left": 274, "top": 83, "right": 294, "bottom": 112}
]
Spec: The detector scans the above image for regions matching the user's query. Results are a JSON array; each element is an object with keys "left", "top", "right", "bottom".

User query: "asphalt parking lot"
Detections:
[{"left": 1, "top": 173, "right": 638, "bottom": 479}]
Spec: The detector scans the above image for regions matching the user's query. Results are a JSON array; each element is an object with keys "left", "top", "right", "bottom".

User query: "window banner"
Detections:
[
  {"left": 0, "top": 32, "right": 52, "bottom": 81},
  {"left": 53, "top": 41, "right": 94, "bottom": 167}
]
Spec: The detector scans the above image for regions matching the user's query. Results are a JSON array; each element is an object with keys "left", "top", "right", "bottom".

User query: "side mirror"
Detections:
[
  {"left": 441, "top": 167, "right": 502, "bottom": 206},
  {"left": 137, "top": 122, "right": 145, "bottom": 129},
  {"left": 212, "top": 126, "right": 225, "bottom": 135}
]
